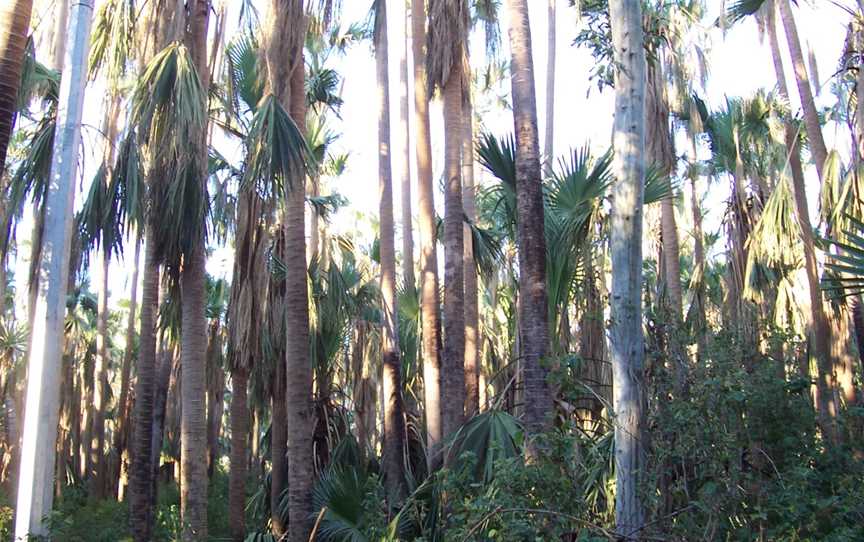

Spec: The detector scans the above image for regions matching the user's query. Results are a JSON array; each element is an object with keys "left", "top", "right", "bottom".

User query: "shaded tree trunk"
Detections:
[
  {"left": 113, "top": 232, "right": 141, "bottom": 500},
  {"left": 506, "top": 0, "right": 551, "bottom": 434},
  {"left": 0, "top": 0, "right": 34, "bottom": 177},
  {"left": 608, "top": 0, "right": 647, "bottom": 536},
  {"left": 228, "top": 367, "right": 248, "bottom": 541},
  {"left": 397, "top": 0, "right": 415, "bottom": 293}
]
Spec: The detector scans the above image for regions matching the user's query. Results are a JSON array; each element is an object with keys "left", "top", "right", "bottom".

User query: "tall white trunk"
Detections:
[
  {"left": 608, "top": 0, "right": 646, "bottom": 537},
  {"left": 14, "top": 0, "right": 95, "bottom": 537},
  {"left": 544, "top": 0, "right": 556, "bottom": 174}
]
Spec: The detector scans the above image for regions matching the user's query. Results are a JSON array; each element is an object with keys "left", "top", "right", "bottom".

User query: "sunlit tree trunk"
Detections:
[
  {"left": 506, "top": 0, "right": 551, "bottom": 434},
  {"left": 178, "top": 1, "right": 212, "bottom": 538},
  {"left": 543, "top": 0, "right": 555, "bottom": 174},
  {"left": 14, "top": 0, "right": 94, "bottom": 536},
  {"left": 608, "top": 0, "right": 647, "bottom": 536},
  {"left": 768, "top": 0, "right": 838, "bottom": 441},
  {"left": 463, "top": 96, "right": 480, "bottom": 418},
  {"left": 411, "top": 0, "right": 443, "bottom": 466},
  {"left": 397, "top": 0, "right": 415, "bottom": 292},
  {"left": 375, "top": 1, "right": 409, "bottom": 505}
]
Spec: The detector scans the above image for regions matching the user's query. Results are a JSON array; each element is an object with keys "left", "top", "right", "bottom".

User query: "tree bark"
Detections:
[
  {"left": 229, "top": 367, "right": 249, "bottom": 541},
  {"left": 14, "top": 0, "right": 93, "bottom": 536},
  {"left": 544, "top": 0, "right": 556, "bottom": 175},
  {"left": 608, "top": 0, "right": 647, "bottom": 536},
  {"left": 506, "top": 0, "right": 552, "bottom": 435},
  {"left": 0, "top": 0, "right": 34, "bottom": 177},
  {"left": 270, "top": 364, "right": 287, "bottom": 535},
  {"left": 130, "top": 232, "right": 159, "bottom": 541},
  {"left": 397, "top": 0, "right": 415, "bottom": 293},
  {"left": 376, "top": 1, "right": 409, "bottom": 505},
  {"left": 768, "top": 0, "right": 838, "bottom": 440},
  {"left": 411, "top": 0, "right": 443, "bottom": 467},
  {"left": 463, "top": 96, "right": 480, "bottom": 418},
  {"left": 442, "top": 68, "right": 466, "bottom": 441},
  {"left": 287, "top": 24, "right": 314, "bottom": 542},
  {"left": 113, "top": 232, "right": 141, "bottom": 499}
]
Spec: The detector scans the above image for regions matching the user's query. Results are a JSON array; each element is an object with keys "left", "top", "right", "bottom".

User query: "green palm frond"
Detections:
[
  {"left": 17, "top": 41, "right": 59, "bottom": 112},
  {"left": 310, "top": 467, "right": 371, "bottom": 542},
  {"left": 467, "top": 219, "right": 504, "bottom": 280},
  {"left": 111, "top": 134, "right": 145, "bottom": 234},
  {"left": 643, "top": 164, "right": 677, "bottom": 205},
  {"left": 720, "top": 0, "right": 767, "bottom": 26},
  {"left": 477, "top": 132, "right": 517, "bottom": 234},
  {"left": 132, "top": 41, "right": 208, "bottom": 264},
  {"left": 823, "top": 214, "right": 864, "bottom": 299},
  {"left": 307, "top": 66, "right": 344, "bottom": 114},
  {"left": 224, "top": 32, "right": 263, "bottom": 119},
  {"left": 546, "top": 146, "right": 612, "bottom": 242},
  {"left": 88, "top": 0, "right": 136, "bottom": 85},
  {"left": 78, "top": 165, "right": 121, "bottom": 257},
  {"left": 449, "top": 410, "right": 522, "bottom": 484},
  {"left": 244, "top": 94, "right": 315, "bottom": 200}
]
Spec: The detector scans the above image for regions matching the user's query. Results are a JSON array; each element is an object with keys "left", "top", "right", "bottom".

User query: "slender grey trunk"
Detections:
[
  {"left": 608, "top": 0, "right": 647, "bottom": 536},
  {"left": 14, "top": 1, "right": 95, "bottom": 537},
  {"left": 544, "top": 0, "right": 556, "bottom": 175}
]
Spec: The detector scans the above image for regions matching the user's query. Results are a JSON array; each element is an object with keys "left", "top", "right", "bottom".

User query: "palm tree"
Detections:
[
  {"left": 544, "top": 0, "right": 555, "bottom": 175},
  {"left": 429, "top": 0, "right": 468, "bottom": 443},
  {"left": 178, "top": 2, "right": 213, "bottom": 538},
  {"left": 396, "top": 0, "right": 415, "bottom": 293},
  {"left": 608, "top": 0, "right": 647, "bottom": 536},
  {"left": 504, "top": 0, "right": 551, "bottom": 434},
  {"left": 463, "top": 96, "right": 480, "bottom": 418},
  {"left": 374, "top": 0, "right": 409, "bottom": 505},
  {"left": 0, "top": 0, "right": 34, "bottom": 176},
  {"left": 256, "top": 1, "right": 314, "bottom": 538},
  {"left": 14, "top": 0, "right": 95, "bottom": 537},
  {"left": 411, "top": 0, "right": 443, "bottom": 464}
]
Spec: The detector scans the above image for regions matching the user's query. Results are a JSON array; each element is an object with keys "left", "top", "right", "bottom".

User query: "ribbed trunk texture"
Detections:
[
  {"left": 463, "top": 97, "right": 480, "bottom": 418},
  {"left": 506, "top": 0, "right": 551, "bottom": 435},
  {"left": 113, "top": 233, "right": 140, "bottom": 500},
  {"left": 287, "top": 17, "right": 314, "bottom": 539},
  {"left": 271, "top": 364, "right": 287, "bottom": 535},
  {"left": 608, "top": 0, "right": 647, "bottom": 536},
  {"left": 206, "top": 320, "right": 224, "bottom": 478},
  {"left": 376, "top": 1, "right": 409, "bottom": 505},
  {"left": 229, "top": 368, "right": 249, "bottom": 541},
  {"left": 0, "top": 0, "right": 34, "bottom": 177},
  {"left": 442, "top": 71, "right": 466, "bottom": 442},
  {"left": 130, "top": 234, "right": 159, "bottom": 541},
  {"left": 411, "top": 0, "right": 443, "bottom": 466}
]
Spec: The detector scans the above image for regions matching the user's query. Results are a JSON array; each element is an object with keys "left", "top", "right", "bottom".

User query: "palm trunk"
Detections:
[
  {"left": 178, "top": 1, "right": 211, "bottom": 538},
  {"left": 397, "top": 0, "right": 415, "bottom": 293},
  {"left": 442, "top": 71, "right": 466, "bottom": 441},
  {"left": 228, "top": 367, "right": 248, "bottom": 541},
  {"left": 376, "top": 2, "right": 408, "bottom": 505},
  {"left": 113, "top": 232, "right": 141, "bottom": 500},
  {"left": 130, "top": 207, "right": 160, "bottom": 541},
  {"left": 0, "top": 0, "right": 34, "bottom": 177},
  {"left": 90, "top": 248, "right": 110, "bottom": 499},
  {"left": 463, "top": 97, "right": 480, "bottom": 419},
  {"left": 768, "top": 0, "right": 838, "bottom": 439},
  {"left": 608, "top": 0, "right": 647, "bottom": 535},
  {"left": 270, "top": 364, "right": 287, "bottom": 536},
  {"left": 206, "top": 319, "right": 224, "bottom": 478},
  {"left": 411, "top": 0, "right": 443, "bottom": 466},
  {"left": 150, "top": 341, "right": 173, "bottom": 507},
  {"left": 543, "top": 0, "right": 556, "bottom": 175},
  {"left": 286, "top": 20, "right": 315, "bottom": 540},
  {"left": 506, "top": 0, "right": 551, "bottom": 435},
  {"left": 776, "top": 0, "right": 828, "bottom": 179},
  {"left": 14, "top": 0, "right": 93, "bottom": 536}
]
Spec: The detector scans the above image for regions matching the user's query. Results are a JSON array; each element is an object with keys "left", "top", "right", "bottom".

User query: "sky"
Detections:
[{"left": 10, "top": 0, "right": 858, "bottom": 313}]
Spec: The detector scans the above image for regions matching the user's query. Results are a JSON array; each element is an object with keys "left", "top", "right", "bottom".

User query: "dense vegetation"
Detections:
[{"left": 1, "top": 0, "right": 863, "bottom": 540}]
